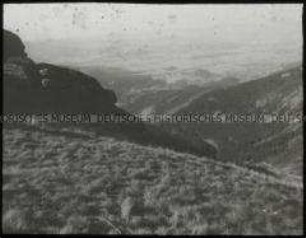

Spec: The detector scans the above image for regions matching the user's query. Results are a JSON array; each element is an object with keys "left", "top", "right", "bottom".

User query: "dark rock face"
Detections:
[
  {"left": 3, "top": 30, "right": 27, "bottom": 61},
  {"left": 33, "top": 63, "right": 118, "bottom": 113},
  {"left": 3, "top": 29, "right": 118, "bottom": 114}
]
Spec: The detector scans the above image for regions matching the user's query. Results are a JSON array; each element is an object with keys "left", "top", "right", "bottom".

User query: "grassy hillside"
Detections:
[
  {"left": 180, "top": 66, "right": 302, "bottom": 114},
  {"left": 3, "top": 125, "right": 303, "bottom": 235}
]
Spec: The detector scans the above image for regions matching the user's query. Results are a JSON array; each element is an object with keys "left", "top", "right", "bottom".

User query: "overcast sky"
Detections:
[{"left": 4, "top": 3, "right": 303, "bottom": 46}]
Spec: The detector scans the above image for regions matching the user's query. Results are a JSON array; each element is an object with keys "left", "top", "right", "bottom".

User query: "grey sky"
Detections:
[{"left": 4, "top": 3, "right": 303, "bottom": 46}]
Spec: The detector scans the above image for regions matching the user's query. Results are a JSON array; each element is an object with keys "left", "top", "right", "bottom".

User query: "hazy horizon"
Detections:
[
  {"left": 3, "top": 3, "right": 303, "bottom": 81},
  {"left": 4, "top": 4, "right": 302, "bottom": 43}
]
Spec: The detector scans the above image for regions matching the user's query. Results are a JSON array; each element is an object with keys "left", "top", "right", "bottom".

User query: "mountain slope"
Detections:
[
  {"left": 3, "top": 29, "right": 216, "bottom": 159},
  {"left": 3, "top": 125, "right": 303, "bottom": 235},
  {"left": 180, "top": 66, "right": 302, "bottom": 114},
  {"left": 170, "top": 65, "right": 303, "bottom": 176}
]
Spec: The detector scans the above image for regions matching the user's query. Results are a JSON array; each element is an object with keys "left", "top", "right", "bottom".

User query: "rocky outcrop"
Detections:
[
  {"left": 31, "top": 63, "right": 119, "bottom": 113},
  {"left": 3, "top": 29, "right": 27, "bottom": 61},
  {"left": 3, "top": 29, "right": 118, "bottom": 114}
]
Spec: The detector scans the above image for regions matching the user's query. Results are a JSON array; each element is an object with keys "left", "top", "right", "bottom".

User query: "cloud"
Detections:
[{"left": 3, "top": 3, "right": 302, "bottom": 46}]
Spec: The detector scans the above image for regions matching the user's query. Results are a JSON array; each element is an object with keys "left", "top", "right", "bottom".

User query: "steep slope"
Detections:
[
  {"left": 181, "top": 66, "right": 302, "bottom": 114},
  {"left": 171, "top": 66, "right": 303, "bottom": 176},
  {"left": 3, "top": 125, "right": 303, "bottom": 235}
]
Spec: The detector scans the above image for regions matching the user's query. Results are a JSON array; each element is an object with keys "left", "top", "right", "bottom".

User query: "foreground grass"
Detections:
[{"left": 3, "top": 126, "right": 303, "bottom": 235}]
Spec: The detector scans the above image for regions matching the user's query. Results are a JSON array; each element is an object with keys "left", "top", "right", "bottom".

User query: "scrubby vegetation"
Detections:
[{"left": 3, "top": 126, "right": 303, "bottom": 235}]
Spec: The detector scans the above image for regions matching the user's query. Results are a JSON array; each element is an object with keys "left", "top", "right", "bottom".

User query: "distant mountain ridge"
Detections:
[
  {"left": 26, "top": 35, "right": 302, "bottom": 83},
  {"left": 179, "top": 65, "right": 302, "bottom": 114}
]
